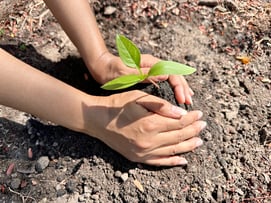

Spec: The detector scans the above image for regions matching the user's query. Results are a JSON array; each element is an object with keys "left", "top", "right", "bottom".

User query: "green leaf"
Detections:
[
  {"left": 101, "top": 74, "right": 146, "bottom": 90},
  {"left": 116, "top": 34, "right": 141, "bottom": 70},
  {"left": 148, "top": 61, "right": 196, "bottom": 77}
]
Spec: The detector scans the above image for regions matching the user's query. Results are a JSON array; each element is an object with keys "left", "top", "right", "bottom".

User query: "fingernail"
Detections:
[
  {"left": 196, "top": 139, "right": 203, "bottom": 147},
  {"left": 197, "top": 111, "right": 203, "bottom": 119},
  {"left": 172, "top": 105, "right": 187, "bottom": 116},
  {"left": 200, "top": 121, "right": 207, "bottom": 130},
  {"left": 188, "top": 96, "right": 193, "bottom": 105},
  {"left": 178, "top": 157, "right": 188, "bottom": 165},
  {"left": 189, "top": 88, "right": 194, "bottom": 96}
]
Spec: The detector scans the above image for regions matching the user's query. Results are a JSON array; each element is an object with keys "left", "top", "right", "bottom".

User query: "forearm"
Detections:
[
  {"left": 0, "top": 48, "right": 99, "bottom": 133},
  {"left": 44, "top": 0, "right": 108, "bottom": 69}
]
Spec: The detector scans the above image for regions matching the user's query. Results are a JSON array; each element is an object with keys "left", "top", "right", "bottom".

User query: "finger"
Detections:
[
  {"left": 136, "top": 94, "right": 188, "bottom": 118},
  {"left": 133, "top": 108, "right": 203, "bottom": 136},
  {"left": 132, "top": 114, "right": 205, "bottom": 154},
  {"left": 144, "top": 75, "right": 168, "bottom": 83},
  {"left": 153, "top": 120, "right": 207, "bottom": 147},
  {"left": 157, "top": 110, "right": 204, "bottom": 133},
  {"left": 189, "top": 87, "right": 194, "bottom": 96},
  {"left": 150, "top": 137, "right": 203, "bottom": 157},
  {"left": 169, "top": 76, "right": 186, "bottom": 104},
  {"left": 140, "top": 54, "right": 160, "bottom": 68},
  {"left": 144, "top": 156, "right": 188, "bottom": 166},
  {"left": 169, "top": 76, "right": 193, "bottom": 105}
]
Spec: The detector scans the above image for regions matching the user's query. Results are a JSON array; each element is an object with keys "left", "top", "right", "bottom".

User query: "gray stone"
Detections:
[
  {"left": 35, "top": 156, "right": 50, "bottom": 173},
  {"left": 198, "top": 0, "right": 219, "bottom": 7},
  {"left": 10, "top": 178, "right": 21, "bottom": 189},
  {"left": 56, "top": 189, "right": 66, "bottom": 197}
]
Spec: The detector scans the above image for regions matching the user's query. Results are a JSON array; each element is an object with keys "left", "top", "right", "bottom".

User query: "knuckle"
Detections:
[
  {"left": 140, "top": 120, "right": 156, "bottom": 132},
  {"left": 134, "top": 139, "right": 152, "bottom": 151}
]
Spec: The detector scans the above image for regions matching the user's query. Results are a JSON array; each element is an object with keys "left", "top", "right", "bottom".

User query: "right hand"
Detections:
[{"left": 84, "top": 90, "right": 206, "bottom": 166}]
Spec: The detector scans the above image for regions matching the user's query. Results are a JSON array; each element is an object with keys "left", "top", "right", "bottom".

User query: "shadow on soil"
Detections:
[{"left": 0, "top": 43, "right": 150, "bottom": 172}]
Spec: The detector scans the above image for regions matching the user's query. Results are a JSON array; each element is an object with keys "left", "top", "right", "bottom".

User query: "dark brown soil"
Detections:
[{"left": 0, "top": 0, "right": 271, "bottom": 202}]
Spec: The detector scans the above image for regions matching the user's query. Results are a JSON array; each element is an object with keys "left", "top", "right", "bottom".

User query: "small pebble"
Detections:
[
  {"left": 91, "top": 194, "right": 99, "bottom": 200},
  {"left": 10, "top": 178, "right": 21, "bottom": 189},
  {"left": 78, "top": 196, "right": 86, "bottom": 202},
  {"left": 120, "top": 173, "right": 129, "bottom": 182},
  {"left": 84, "top": 186, "right": 92, "bottom": 193},
  {"left": 56, "top": 189, "right": 66, "bottom": 197},
  {"left": 114, "top": 170, "right": 122, "bottom": 178},
  {"left": 35, "top": 156, "right": 50, "bottom": 173},
  {"left": 65, "top": 180, "right": 75, "bottom": 193}
]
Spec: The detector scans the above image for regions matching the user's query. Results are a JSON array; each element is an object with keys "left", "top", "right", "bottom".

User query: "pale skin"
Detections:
[{"left": 0, "top": 0, "right": 206, "bottom": 166}]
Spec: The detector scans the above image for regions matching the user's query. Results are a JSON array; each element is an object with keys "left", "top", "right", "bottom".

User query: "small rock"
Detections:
[
  {"left": 259, "top": 128, "right": 268, "bottom": 145},
  {"left": 224, "top": 0, "right": 238, "bottom": 12},
  {"left": 56, "top": 189, "right": 66, "bottom": 197},
  {"left": 235, "top": 188, "right": 244, "bottom": 196},
  {"left": 78, "top": 196, "right": 86, "bottom": 202},
  {"left": 104, "top": 6, "right": 116, "bottom": 15},
  {"left": 31, "top": 179, "right": 38, "bottom": 186},
  {"left": 114, "top": 170, "right": 122, "bottom": 178},
  {"left": 128, "top": 169, "right": 136, "bottom": 176},
  {"left": 56, "top": 184, "right": 62, "bottom": 191},
  {"left": 56, "top": 175, "right": 65, "bottom": 182},
  {"left": 203, "top": 131, "right": 213, "bottom": 141},
  {"left": 198, "top": 0, "right": 219, "bottom": 7},
  {"left": 120, "top": 173, "right": 129, "bottom": 182},
  {"left": 35, "top": 156, "right": 50, "bottom": 173},
  {"left": 10, "top": 178, "right": 21, "bottom": 189},
  {"left": 224, "top": 111, "right": 238, "bottom": 121},
  {"left": 84, "top": 186, "right": 92, "bottom": 193},
  {"left": 39, "top": 198, "right": 47, "bottom": 203},
  {"left": 91, "top": 194, "right": 99, "bottom": 200},
  {"left": 65, "top": 180, "right": 75, "bottom": 193},
  {"left": 184, "top": 54, "right": 197, "bottom": 62}
]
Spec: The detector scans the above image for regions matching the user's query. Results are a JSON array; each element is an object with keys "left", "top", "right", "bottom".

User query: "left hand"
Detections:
[{"left": 89, "top": 52, "right": 194, "bottom": 105}]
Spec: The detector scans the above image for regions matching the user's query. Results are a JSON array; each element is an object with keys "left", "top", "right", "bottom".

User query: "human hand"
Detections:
[
  {"left": 89, "top": 52, "right": 194, "bottom": 105},
  {"left": 84, "top": 90, "right": 206, "bottom": 166}
]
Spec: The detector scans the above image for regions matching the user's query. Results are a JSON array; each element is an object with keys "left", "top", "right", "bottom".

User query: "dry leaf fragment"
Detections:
[
  {"left": 236, "top": 56, "right": 251, "bottom": 64},
  {"left": 28, "top": 147, "right": 33, "bottom": 159},
  {"left": 6, "top": 163, "right": 15, "bottom": 176},
  {"left": 133, "top": 179, "right": 144, "bottom": 192}
]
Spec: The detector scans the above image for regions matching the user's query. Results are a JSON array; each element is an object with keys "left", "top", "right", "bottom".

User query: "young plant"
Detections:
[{"left": 101, "top": 34, "right": 196, "bottom": 90}]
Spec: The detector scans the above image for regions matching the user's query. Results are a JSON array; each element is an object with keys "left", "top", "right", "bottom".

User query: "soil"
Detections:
[{"left": 0, "top": 0, "right": 271, "bottom": 202}]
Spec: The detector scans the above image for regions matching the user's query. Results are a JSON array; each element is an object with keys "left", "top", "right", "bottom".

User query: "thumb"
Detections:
[{"left": 136, "top": 94, "right": 187, "bottom": 119}]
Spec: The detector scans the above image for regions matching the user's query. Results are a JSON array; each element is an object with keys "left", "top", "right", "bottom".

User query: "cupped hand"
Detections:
[
  {"left": 89, "top": 52, "right": 194, "bottom": 105},
  {"left": 84, "top": 90, "right": 206, "bottom": 166}
]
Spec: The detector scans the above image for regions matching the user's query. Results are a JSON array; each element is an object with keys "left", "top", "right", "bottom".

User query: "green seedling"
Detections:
[{"left": 101, "top": 34, "right": 196, "bottom": 90}]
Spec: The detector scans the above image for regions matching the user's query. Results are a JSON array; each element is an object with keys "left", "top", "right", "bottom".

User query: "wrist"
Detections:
[
  {"left": 81, "top": 95, "right": 111, "bottom": 139},
  {"left": 84, "top": 50, "right": 110, "bottom": 72},
  {"left": 84, "top": 51, "right": 121, "bottom": 84}
]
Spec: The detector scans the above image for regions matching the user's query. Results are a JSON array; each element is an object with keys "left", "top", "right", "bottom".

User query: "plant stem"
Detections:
[{"left": 148, "top": 78, "right": 160, "bottom": 89}]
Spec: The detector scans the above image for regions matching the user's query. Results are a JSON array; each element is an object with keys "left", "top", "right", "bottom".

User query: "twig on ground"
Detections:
[
  {"left": 34, "top": 9, "right": 50, "bottom": 28},
  {"left": 8, "top": 187, "right": 37, "bottom": 203}
]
